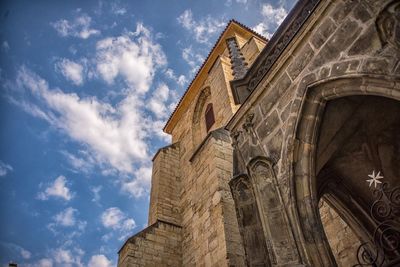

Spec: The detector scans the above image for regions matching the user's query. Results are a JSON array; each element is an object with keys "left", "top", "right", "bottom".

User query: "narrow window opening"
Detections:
[{"left": 205, "top": 103, "right": 215, "bottom": 132}]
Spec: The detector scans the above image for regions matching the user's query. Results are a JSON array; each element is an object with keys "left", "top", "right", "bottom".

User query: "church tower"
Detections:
[{"left": 118, "top": 20, "right": 267, "bottom": 266}]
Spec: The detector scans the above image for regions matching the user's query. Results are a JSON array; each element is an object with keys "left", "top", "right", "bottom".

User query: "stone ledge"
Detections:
[
  {"left": 152, "top": 142, "right": 179, "bottom": 162},
  {"left": 118, "top": 219, "right": 182, "bottom": 254},
  {"left": 189, "top": 127, "right": 231, "bottom": 163}
]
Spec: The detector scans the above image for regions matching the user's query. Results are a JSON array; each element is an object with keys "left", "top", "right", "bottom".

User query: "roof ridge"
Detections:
[{"left": 163, "top": 19, "right": 267, "bottom": 133}]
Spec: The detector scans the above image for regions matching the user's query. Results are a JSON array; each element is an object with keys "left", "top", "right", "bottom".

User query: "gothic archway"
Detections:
[
  {"left": 192, "top": 87, "right": 211, "bottom": 147},
  {"left": 291, "top": 76, "right": 400, "bottom": 266}
]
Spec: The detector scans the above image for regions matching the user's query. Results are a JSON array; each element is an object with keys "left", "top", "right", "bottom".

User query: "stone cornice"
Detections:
[
  {"left": 230, "top": 0, "right": 321, "bottom": 105},
  {"left": 189, "top": 127, "right": 230, "bottom": 163},
  {"left": 163, "top": 20, "right": 268, "bottom": 135},
  {"left": 118, "top": 219, "right": 182, "bottom": 254}
]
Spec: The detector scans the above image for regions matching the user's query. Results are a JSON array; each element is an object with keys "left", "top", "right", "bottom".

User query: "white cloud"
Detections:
[
  {"left": 0, "top": 160, "right": 13, "bottom": 176},
  {"left": 88, "top": 254, "right": 112, "bottom": 267},
  {"left": 14, "top": 23, "right": 172, "bottom": 198},
  {"left": 77, "top": 220, "right": 87, "bottom": 231},
  {"left": 54, "top": 207, "right": 77, "bottom": 227},
  {"left": 6, "top": 97, "right": 57, "bottom": 125},
  {"left": 61, "top": 150, "right": 95, "bottom": 174},
  {"left": 177, "top": 9, "right": 225, "bottom": 44},
  {"left": 101, "top": 232, "right": 113, "bottom": 242},
  {"left": 225, "top": 0, "right": 248, "bottom": 6},
  {"left": 121, "top": 218, "right": 136, "bottom": 232},
  {"left": 2, "top": 41, "right": 10, "bottom": 52},
  {"left": 55, "top": 59, "right": 84, "bottom": 86},
  {"left": 26, "top": 247, "right": 85, "bottom": 267},
  {"left": 51, "top": 13, "right": 100, "bottom": 39},
  {"left": 121, "top": 166, "right": 152, "bottom": 198},
  {"left": 101, "top": 207, "right": 125, "bottom": 229},
  {"left": 177, "top": 10, "right": 193, "bottom": 29},
  {"left": 31, "top": 258, "right": 53, "bottom": 267},
  {"left": 21, "top": 249, "right": 32, "bottom": 259},
  {"left": 53, "top": 248, "right": 83, "bottom": 267},
  {"left": 47, "top": 209, "right": 86, "bottom": 239},
  {"left": 111, "top": 3, "right": 127, "bottom": 15},
  {"left": 37, "top": 175, "right": 74, "bottom": 201},
  {"left": 182, "top": 46, "right": 204, "bottom": 74},
  {"left": 17, "top": 67, "right": 149, "bottom": 173},
  {"left": 165, "top": 68, "right": 187, "bottom": 87},
  {"left": 253, "top": 4, "right": 288, "bottom": 39},
  {"left": 148, "top": 83, "right": 170, "bottom": 119},
  {"left": 91, "top": 185, "right": 102, "bottom": 203},
  {"left": 95, "top": 23, "right": 166, "bottom": 94},
  {"left": 15, "top": 67, "right": 157, "bottom": 197},
  {"left": 177, "top": 75, "right": 187, "bottom": 86},
  {"left": 0, "top": 242, "right": 31, "bottom": 259},
  {"left": 101, "top": 207, "right": 136, "bottom": 240}
]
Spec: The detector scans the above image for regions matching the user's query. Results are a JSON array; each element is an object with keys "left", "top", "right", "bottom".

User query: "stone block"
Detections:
[
  {"left": 256, "top": 110, "right": 280, "bottom": 139},
  {"left": 260, "top": 73, "right": 291, "bottom": 115},
  {"left": 352, "top": 2, "right": 372, "bottom": 22},
  {"left": 361, "top": 58, "right": 390, "bottom": 74},
  {"left": 348, "top": 26, "right": 381, "bottom": 56},
  {"left": 331, "top": 59, "right": 360, "bottom": 76},
  {"left": 288, "top": 43, "right": 315, "bottom": 80},
  {"left": 310, "top": 19, "right": 361, "bottom": 70},
  {"left": 330, "top": 0, "right": 358, "bottom": 22},
  {"left": 310, "top": 17, "right": 337, "bottom": 49}
]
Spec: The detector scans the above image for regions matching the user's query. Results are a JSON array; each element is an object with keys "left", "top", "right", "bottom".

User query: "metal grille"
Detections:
[{"left": 354, "top": 182, "right": 400, "bottom": 267}]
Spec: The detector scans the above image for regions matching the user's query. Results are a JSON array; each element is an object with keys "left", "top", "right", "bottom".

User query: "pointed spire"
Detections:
[{"left": 226, "top": 37, "right": 248, "bottom": 79}]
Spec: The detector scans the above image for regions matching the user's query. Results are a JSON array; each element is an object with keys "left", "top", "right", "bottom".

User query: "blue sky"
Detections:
[{"left": 0, "top": 0, "right": 295, "bottom": 266}]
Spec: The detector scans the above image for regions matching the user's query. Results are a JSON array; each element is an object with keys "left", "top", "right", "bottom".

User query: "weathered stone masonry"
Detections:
[
  {"left": 228, "top": 0, "right": 400, "bottom": 266},
  {"left": 118, "top": 21, "right": 267, "bottom": 266},
  {"left": 118, "top": 0, "right": 400, "bottom": 266},
  {"left": 148, "top": 143, "right": 181, "bottom": 226}
]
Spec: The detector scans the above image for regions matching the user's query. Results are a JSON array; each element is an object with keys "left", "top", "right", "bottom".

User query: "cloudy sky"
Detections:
[{"left": 0, "top": 0, "right": 295, "bottom": 266}]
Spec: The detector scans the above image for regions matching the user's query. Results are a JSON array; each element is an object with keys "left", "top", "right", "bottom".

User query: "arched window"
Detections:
[
  {"left": 192, "top": 87, "right": 211, "bottom": 148},
  {"left": 205, "top": 103, "right": 215, "bottom": 132}
]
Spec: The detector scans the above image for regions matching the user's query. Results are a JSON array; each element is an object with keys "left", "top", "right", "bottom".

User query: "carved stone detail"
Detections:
[
  {"left": 377, "top": 1, "right": 400, "bottom": 50},
  {"left": 226, "top": 37, "right": 248, "bottom": 79},
  {"left": 230, "top": 130, "right": 241, "bottom": 149},
  {"left": 248, "top": 159, "right": 301, "bottom": 265},
  {"left": 246, "top": 0, "right": 320, "bottom": 92},
  {"left": 192, "top": 87, "right": 211, "bottom": 124},
  {"left": 229, "top": 174, "right": 272, "bottom": 266},
  {"left": 231, "top": 130, "right": 247, "bottom": 176},
  {"left": 242, "top": 113, "right": 255, "bottom": 133}
]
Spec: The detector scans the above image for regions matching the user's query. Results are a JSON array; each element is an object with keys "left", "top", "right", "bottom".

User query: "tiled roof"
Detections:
[{"left": 163, "top": 19, "right": 268, "bottom": 133}]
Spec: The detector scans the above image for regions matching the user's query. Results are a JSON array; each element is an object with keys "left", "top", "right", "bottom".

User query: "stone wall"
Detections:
[
  {"left": 119, "top": 27, "right": 265, "bottom": 266},
  {"left": 228, "top": 0, "right": 400, "bottom": 266},
  {"left": 319, "top": 199, "right": 361, "bottom": 267},
  {"left": 182, "top": 128, "right": 246, "bottom": 266},
  {"left": 241, "top": 37, "right": 266, "bottom": 67},
  {"left": 148, "top": 143, "right": 181, "bottom": 226},
  {"left": 165, "top": 33, "right": 263, "bottom": 266},
  {"left": 118, "top": 220, "right": 182, "bottom": 267}
]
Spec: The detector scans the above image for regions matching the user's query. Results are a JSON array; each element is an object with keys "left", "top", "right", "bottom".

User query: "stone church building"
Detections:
[{"left": 118, "top": 0, "right": 400, "bottom": 266}]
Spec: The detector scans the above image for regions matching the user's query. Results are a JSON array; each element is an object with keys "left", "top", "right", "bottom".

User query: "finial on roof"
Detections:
[{"left": 226, "top": 37, "right": 248, "bottom": 79}]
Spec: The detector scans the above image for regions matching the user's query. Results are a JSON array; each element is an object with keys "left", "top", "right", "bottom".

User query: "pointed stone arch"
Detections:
[
  {"left": 192, "top": 87, "right": 211, "bottom": 124},
  {"left": 229, "top": 174, "right": 270, "bottom": 266},
  {"left": 291, "top": 75, "right": 400, "bottom": 266},
  {"left": 192, "top": 87, "right": 212, "bottom": 147},
  {"left": 247, "top": 156, "right": 300, "bottom": 265}
]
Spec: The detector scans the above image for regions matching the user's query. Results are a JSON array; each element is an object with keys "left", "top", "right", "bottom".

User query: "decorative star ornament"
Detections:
[{"left": 366, "top": 170, "right": 384, "bottom": 188}]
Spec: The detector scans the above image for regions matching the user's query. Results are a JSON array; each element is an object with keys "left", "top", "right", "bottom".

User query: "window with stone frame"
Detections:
[{"left": 205, "top": 103, "right": 215, "bottom": 132}]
